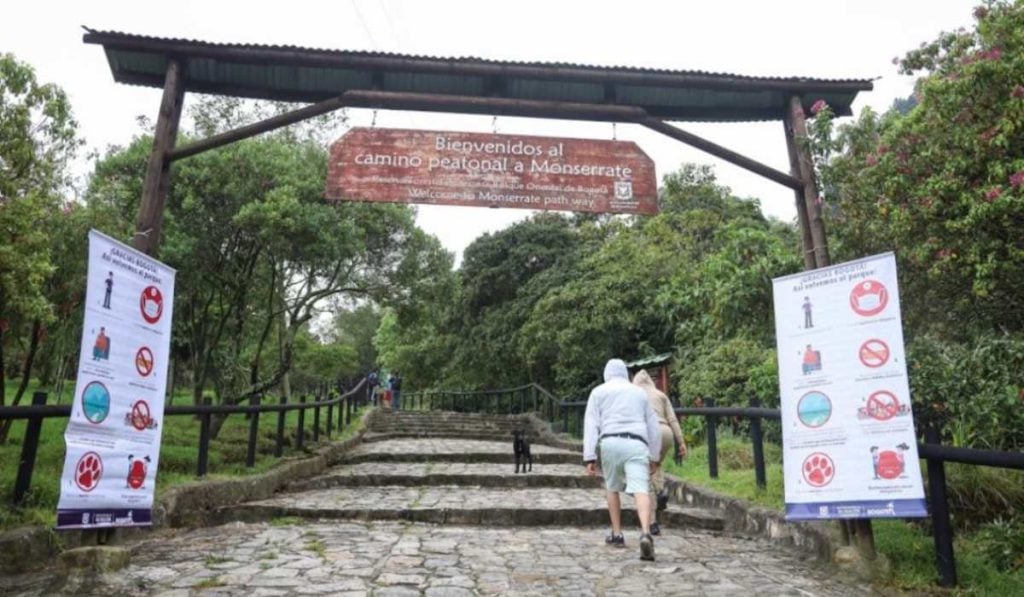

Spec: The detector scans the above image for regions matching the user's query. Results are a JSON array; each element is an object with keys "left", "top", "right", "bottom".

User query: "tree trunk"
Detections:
[{"left": 0, "top": 319, "right": 43, "bottom": 443}]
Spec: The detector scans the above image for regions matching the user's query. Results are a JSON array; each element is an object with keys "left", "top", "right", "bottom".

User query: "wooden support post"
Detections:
[
  {"left": 13, "top": 392, "right": 48, "bottom": 505},
  {"left": 641, "top": 117, "right": 803, "bottom": 192},
  {"left": 134, "top": 58, "right": 185, "bottom": 256},
  {"left": 782, "top": 118, "right": 818, "bottom": 270},
  {"left": 785, "top": 96, "right": 830, "bottom": 268}
]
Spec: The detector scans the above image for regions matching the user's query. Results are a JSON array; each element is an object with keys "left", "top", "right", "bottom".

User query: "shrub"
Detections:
[
  {"left": 974, "top": 516, "right": 1024, "bottom": 572},
  {"left": 908, "top": 334, "right": 1024, "bottom": 450},
  {"left": 942, "top": 464, "right": 1024, "bottom": 530}
]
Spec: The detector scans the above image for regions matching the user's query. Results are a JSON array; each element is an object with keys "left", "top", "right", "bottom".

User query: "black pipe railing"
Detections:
[{"left": 2, "top": 378, "right": 367, "bottom": 506}]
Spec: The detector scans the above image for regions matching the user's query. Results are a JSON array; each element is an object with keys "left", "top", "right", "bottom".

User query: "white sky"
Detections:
[{"left": 3, "top": 0, "right": 977, "bottom": 264}]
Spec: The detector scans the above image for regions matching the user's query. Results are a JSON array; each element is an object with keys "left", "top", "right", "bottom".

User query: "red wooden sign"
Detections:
[{"left": 326, "top": 128, "right": 658, "bottom": 215}]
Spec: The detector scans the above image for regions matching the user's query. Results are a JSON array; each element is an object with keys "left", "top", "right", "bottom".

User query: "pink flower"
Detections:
[
  {"left": 989, "top": 47, "right": 1003, "bottom": 60},
  {"left": 936, "top": 249, "right": 951, "bottom": 258},
  {"left": 980, "top": 127, "right": 998, "bottom": 142},
  {"left": 1012, "top": 85, "right": 1024, "bottom": 98},
  {"left": 810, "top": 99, "right": 828, "bottom": 115},
  {"left": 866, "top": 154, "right": 879, "bottom": 166},
  {"left": 1010, "top": 171, "right": 1024, "bottom": 188},
  {"left": 974, "top": 6, "right": 988, "bottom": 19},
  {"left": 877, "top": 145, "right": 889, "bottom": 155},
  {"left": 986, "top": 187, "right": 1002, "bottom": 201}
]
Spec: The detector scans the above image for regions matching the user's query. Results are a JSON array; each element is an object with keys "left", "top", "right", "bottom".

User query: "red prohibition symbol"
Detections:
[
  {"left": 130, "top": 400, "right": 152, "bottom": 431},
  {"left": 802, "top": 452, "right": 835, "bottom": 487},
  {"left": 850, "top": 279, "right": 889, "bottom": 317},
  {"left": 140, "top": 286, "right": 163, "bottom": 324},
  {"left": 859, "top": 339, "right": 891, "bottom": 368},
  {"left": 866, "top": 391, "right": 901, "bottom": 421},
  {"left": 135, "top": 347, "right": 155, "bottom": 377},
  {"left": 75, "top": 451, "right": 103, "bottom": 492}
]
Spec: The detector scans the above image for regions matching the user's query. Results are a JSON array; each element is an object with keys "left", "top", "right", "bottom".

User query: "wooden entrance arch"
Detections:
[
  {"left": 84, "top": 29, "right": 872, "bottom": 271},
  {"left": 85, "top": 28, "right": 877, "bottom": 553}
]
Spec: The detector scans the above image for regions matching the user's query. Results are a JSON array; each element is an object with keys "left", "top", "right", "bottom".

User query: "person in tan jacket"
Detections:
[{"left": 632, "top": 369, "right": 686, "bottom": 535}]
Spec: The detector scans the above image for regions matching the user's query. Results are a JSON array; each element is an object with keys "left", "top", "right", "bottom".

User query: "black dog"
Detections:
[{"left": 513, "top": 429, "right": 532, "bottom": 473}]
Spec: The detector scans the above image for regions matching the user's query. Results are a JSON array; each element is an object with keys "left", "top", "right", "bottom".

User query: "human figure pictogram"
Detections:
[
  {"left": 93, "top": 327, "right": 110, "bottom": 361},
  {"left": 103, "top": 271, "right": 114, "bottom": 309},
  {"left": 802, "top": 296, "right": 813, "bottom": 328},
  {"left": 802, "top": 344, "right": 822, "bottom": 374}
]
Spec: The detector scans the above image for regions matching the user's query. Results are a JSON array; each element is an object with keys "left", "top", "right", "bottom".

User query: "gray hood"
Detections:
[{"left": 603, "top": 359, "right": 629, "bottom": 382}]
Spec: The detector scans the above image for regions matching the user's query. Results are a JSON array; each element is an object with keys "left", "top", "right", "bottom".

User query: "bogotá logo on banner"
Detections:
[
  {"left": 80, "top": 381, "right": 110, "bottom": 424},
  {"left": 850, "top": 280, "right": 889, "bottom": 317}
]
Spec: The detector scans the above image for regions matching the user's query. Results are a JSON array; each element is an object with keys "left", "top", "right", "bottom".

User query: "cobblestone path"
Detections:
[
  {"left": 2, "top": 411, "right": 878, "bottom": 596},
  {"left": 10, "top": 521, "right": 872, "bottom": 596}
]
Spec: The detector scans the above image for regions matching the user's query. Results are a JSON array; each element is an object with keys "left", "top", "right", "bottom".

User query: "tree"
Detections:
[
  {"left": 87, "top": 96, "right": 455, "bottom": 436},
  {"left": 809, "top": 0, "right": 1024, "bottom": 338},
  {"left": 0, "top": 53, "right": 82, "bottom": 438}
]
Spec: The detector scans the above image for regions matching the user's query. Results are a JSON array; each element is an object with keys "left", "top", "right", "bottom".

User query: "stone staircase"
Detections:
[
  {"left": 223, "top": 410, "right": 726, "bottom": 532},
  {"left": 360, "top": 410, "right": 550, "bottom": 443}
]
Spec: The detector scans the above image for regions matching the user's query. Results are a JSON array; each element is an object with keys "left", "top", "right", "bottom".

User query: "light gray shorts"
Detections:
[{"left": 599, "top": 436, "right": 650, "bottom": 494}]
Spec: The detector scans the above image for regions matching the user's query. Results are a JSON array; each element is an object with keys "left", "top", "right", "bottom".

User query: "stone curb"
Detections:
[
  {"left": 339, "top": 451, "right": 583, "bottom": 465},
  {"left": 0, "top": 409, "right": 375, "bottom": 575},
  {"left": 662, "top": 474, "right": 841, "bottom": 562},
  {"left": 212, "top": 503, "right": 726, "bottom": 530},
  {"left": 360, "top": 432, "right": 579, "bottom": 448},
  {"left": 288, "top": 472, "right": 603, "bottom": 491}
]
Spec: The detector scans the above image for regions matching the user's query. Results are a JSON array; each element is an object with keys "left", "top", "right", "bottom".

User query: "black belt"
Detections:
[{"left": 600, "top": 432, "right": 648, "bottom": 446}]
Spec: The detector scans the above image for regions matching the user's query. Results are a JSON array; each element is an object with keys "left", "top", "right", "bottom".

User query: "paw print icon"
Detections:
[
  {"left": 75, "top": 451, "right": 104, "bottom": 492},
  {"left": 802, "top": 452, "right": 835, "bottom": 487}
]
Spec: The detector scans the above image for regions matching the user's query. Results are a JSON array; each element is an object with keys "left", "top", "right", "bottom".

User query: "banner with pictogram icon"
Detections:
[
  {"left": 772, "top": 252, "right": 926, "bottom": 520},
  {"left": 56, "top": 230, "right": 175, "bottom": 529}
]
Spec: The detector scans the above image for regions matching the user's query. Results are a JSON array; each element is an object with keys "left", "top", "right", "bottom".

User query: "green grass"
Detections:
[
  {"left": 0, "top": 381, "right": 367, "bottom": 531},
  {"left": 663, "top": 435, "right": 784, "bottom": 509},
  {"left": 192, "top": 577, "right": 226, "bottom": 589},
  {"left": 269, "top": 516, "right": 305, "bottom": 527},
  {"left": 665, "top": 433, "right": 1024, "bottom": 594}
]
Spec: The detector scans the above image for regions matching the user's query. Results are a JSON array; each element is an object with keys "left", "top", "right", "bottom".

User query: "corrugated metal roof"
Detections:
[
  {"left": 83, "top": 28, "right": 873, "bottom": 122},
  {"left": 626, "top": 353, "right": 674, "bottom": 368}
]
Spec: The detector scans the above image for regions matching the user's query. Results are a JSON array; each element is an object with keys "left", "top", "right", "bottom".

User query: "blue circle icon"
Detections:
[
  {"left": 797, "top": 391, "right": 832, "bottom": 428},
  {"left": 81, "top": 381, "right": 110, "bottom": 424}
]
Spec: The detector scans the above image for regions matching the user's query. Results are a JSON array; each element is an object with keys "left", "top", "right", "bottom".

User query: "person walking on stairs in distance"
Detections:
[
  {"left": 632, "top": 369, "right": 687, "bottom": 536},
  {"left": 583, "top": 358, "right": 662, "bottom": 561}
]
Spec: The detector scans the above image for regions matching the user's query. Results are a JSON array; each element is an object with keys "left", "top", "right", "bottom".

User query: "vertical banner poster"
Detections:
[
  {"left": 772, "top": 252, "right": 927, "bottom": 520},
  {"left": 56, "top": 230, "right": 175, "bottom": 529}
]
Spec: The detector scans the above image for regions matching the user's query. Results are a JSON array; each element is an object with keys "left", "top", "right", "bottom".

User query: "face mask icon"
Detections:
[
  {"left": 855, "top": 292, "right": 880, "bottom": 311},
  {"left": 850, "top": 280, "right": 889, "bottom": 317}
]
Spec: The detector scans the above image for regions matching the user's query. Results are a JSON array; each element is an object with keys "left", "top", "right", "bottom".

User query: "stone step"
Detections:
[
  {"left": 368, "top": 419, "right": 528, "bottom": 430},
  {"left": 289, "top": 463, "right": 601, "bottom": 491},
  {"left": 366, "top": 426, "right": 526, "bottom": 434},
  {"left": 220, "top": 486, "right": 725, "bottom": 531},
  {"left": 361, "top": 432, "right": 547, "bottom": 444},
  {"left": 372, "top": 412, "right": 532, "bottom": 423},
  {"left": 339, "top": 438, "right": 580, "bottom": 465}
]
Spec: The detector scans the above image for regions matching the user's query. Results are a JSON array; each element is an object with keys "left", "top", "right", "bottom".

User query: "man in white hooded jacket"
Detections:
[{"left": 582, "top": 358, "right": 662, "bottom": 561}]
